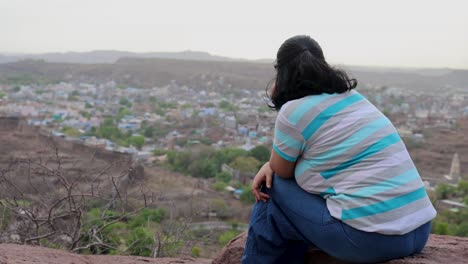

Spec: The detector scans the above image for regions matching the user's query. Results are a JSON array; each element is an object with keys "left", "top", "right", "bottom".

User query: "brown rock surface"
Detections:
[
  {"left": 0, "top": 244, "right": 211, "bottom": 264},
  {"left": 213, "top": 232, "right": 468, "bottom": 264},
  {"left": 1, "top": 233, "right": 467, "bottom": 264}
]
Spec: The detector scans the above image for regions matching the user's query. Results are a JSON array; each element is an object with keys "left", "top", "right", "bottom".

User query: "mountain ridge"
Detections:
[
  {"left": 0, "top": 50, "right": 273, "bottom": 65},
  {"left": 3, "top": 50, "right": 468, "bottom": 71}
]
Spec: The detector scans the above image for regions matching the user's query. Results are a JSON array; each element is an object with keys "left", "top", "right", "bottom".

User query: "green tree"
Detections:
[
  {"left": 129, "top": 135, "right": 145, "bottom": 150},
  {"left": 432, "top": 222, "right": 449, "bottom": 235},
  {"left": 97, "top": 125, "right": 121, "bottom": 140},
  {"left": 435, "top": 184, "right": 457, "bottom": 200},
  {"left": 218, "top": 230, "right": 242, "bottom": 246},
  {"left": 456, "top": 223, "right": 468, "bottom": 237},
  {"left": 35, "top": 89, "right": 44, "bottom": 94},
  {"left": 151, "top": 124, "right": 170, "bottom": 137},
  {"left": 143, "top": 126, "right": 154, "bottom": 138},
  {"left": 126, "top": 226, "right": 153, "bottom": 257},
  {"left": 218, "top": 100, "right": 238, "bottom": 112},
  {"left": 103, "top": 118, "right": 114, "bottom": 126},
  {"left": 61, "top": 126, "right": 81, "bottom": 137},
  {"left": 82, "top": 208, "right": 125, "bottom": 254},
  {"left": 119, "top": 97, "right": 132, "bottom": 107},
  {"left": 167, "top": 151, "right": 192, "bottom": 173},
  {"left": 215, "top": 171, "right": 232, "bottom": 183},
  {"left": 190, "top": 246, "right": 201, "bottom": 257},
  {"left": 128, "top": 208, "right": 166, "bottom": 228},
  {"left": 212, "top": 181, "right": 228, "bottom": 191},
  {"left": 456, "top": 181, "right": 468, "bottom": 197},
  {"left": 215, "top": 148, "right": 248, "bottom": 168},
  {"left": 119, "top": 97, "right": 129, "bottom": 105},
  {"left": 153, "top": 148, "right": 167, "bottom": 156},
  {"left": 229, "top": 156, "right": 260, "bottom": 174},
  {"left": 249, "top": 145, "right": 271, "bottom": 163},
  {"left": 80, "top": 111, "right": 91, "bottom": 119},
  {"left": 117, "top": 107, "right": 132, "bottom": 119},
  {"left": 188, "top": 158, "right": 217, "bottom": 178},
  {"left": 240, "top": 186, "right": 256, "bottom": 204}
]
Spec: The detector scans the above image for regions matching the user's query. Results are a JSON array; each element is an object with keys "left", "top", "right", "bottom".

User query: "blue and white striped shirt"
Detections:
[{"left": 273, "top": 90, "right": 436, "bottom": 235}]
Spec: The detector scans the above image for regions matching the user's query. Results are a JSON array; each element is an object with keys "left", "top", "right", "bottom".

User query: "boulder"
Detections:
[
  {"left": 213, "top": 232, "right": 468, "bottom": 264},
  {"left": 1, "top": 233, "right": 467, "bottom": 264}
]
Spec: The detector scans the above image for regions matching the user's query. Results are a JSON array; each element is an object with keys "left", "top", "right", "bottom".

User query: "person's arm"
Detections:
[
  {"left": 269, "top": 111, "right": 304, "bottom": 179},
  {"left": 269, "top": 149, "right": 295, "bottom": 178},
  {"left": 250, "top": 150, "right": 296, "bottom": 202},
  {"left": 251, "top": 107, "right": 305, "bottom": 201}
]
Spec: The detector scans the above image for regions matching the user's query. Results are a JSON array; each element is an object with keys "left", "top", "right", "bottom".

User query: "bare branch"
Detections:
[{"left": 24, "top": 231, "right": 56, "bottom": 244}]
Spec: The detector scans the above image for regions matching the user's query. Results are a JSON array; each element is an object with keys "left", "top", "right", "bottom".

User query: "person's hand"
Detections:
[{"left": 251, "top": 162, "right": 273, "bottom": 202}]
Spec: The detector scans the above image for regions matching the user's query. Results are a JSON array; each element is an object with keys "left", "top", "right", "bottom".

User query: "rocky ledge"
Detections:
[
  {"left": 0, "top": 244, "right": 211, "bottom": 264},
  {"left": 213, "top": 232, "right": 468, "bottom": 264},
  {"left": 1, "top": 233, "right": 467, "bottom": 264}
]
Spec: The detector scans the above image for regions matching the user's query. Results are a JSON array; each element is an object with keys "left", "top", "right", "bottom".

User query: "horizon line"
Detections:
[{"left": 1, "top": 49, "right": 467, "bottom": 71}]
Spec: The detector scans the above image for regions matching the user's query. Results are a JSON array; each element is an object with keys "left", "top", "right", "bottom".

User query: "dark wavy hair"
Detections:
[{"left": 268, "top": 35, "right": 357, "bottom": 110}]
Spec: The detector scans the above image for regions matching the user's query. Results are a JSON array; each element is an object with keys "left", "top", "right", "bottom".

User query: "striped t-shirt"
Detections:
[{"left": 273, "top": 90, "right": 436, "bottom": 235}]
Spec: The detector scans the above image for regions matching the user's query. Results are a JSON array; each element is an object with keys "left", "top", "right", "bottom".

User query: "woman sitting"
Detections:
[{"left": 242, "top": 35, "right": 436, "bottom": 264}]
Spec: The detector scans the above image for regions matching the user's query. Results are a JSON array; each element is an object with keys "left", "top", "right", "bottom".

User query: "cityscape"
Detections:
[{"left": 0, "top": 57, "right": 467, "bottom": 261}]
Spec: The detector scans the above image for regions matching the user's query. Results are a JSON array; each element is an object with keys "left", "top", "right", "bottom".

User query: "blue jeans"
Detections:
[{"left": 242, "top": 175, "right": 431, "bottom": 264}]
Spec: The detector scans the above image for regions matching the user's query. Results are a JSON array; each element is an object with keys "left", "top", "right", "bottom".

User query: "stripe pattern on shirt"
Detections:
[{"left": 273, "top": 91, "right": 436, "bottom": 235}]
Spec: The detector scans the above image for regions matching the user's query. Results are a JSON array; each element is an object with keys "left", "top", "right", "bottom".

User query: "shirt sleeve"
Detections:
[{"left": 272, "top": 111, "right": 306, "bottom": 162}]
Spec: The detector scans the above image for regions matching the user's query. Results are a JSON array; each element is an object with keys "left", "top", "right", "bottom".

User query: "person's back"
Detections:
[{"left": 273, "top": 90, "right": 436, "bottom": 235}]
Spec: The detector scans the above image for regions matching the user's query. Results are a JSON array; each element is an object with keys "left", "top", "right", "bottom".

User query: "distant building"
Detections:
[
  {"left": 437, "top": 199, "right": 467, "bottom": 212},
  {"left": 415, "top": 108, "right": 429, "bottom": 119},
  {"left": 444, "top": 152, "right": 461, "bottom": 185},
  {"left": 248, "top": 130, "right": 257, "bottom": 138},
  {"left": 238, "top": 126, "right": 248, "bottom": 136},
  {"left": 224, "top": 116, "right": 237, "bottom": 129},
  {"left": 233, "top": 189, "right": 243, "bottom": 199},
  {"left": 199, "top": 107, "right": 216, "bottom": 117}
]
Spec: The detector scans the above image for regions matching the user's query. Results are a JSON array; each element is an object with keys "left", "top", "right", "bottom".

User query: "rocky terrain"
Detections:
[
  {"left": 0, "top": 243, "right": 211, "bottom": 264},
  {"left": 0, "top": 117, "right": 252, "bottom": 223},
  {"left": 0, "top": 232, "right": 467, "bottom": 264},
  {"left": 0, "top": 117, "right": 251, "bottom": 259},
  {"left": 406, "top": 117, "right": 468, "bottom": 183},
  {"left": 213, "top": 232, "right": 468, "bottom": 264}
]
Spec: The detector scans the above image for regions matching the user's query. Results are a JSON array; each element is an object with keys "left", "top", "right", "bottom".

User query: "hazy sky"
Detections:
[{"left": 1, "top": 0, "right": 468, "bottom": 69}]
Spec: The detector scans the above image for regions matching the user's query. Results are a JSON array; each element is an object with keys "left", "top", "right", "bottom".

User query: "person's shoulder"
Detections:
[
  {"left": 279, "top": 98, "right": 303, "bottom": 112},
  {"left": 278, "top": 92, "right": 345, "bottom": 117},
  {"left": 277, "top": 96, "right": 308, "bottom": 121}
]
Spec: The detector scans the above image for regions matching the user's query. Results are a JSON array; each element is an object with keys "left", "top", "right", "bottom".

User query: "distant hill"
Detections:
[
  {"left": 0, "top": 50, "right": 270, "bottom": 64},
  {"left": 2, "top": 51, "right": 466, "bottom": 91},
  {"left": 0, "top": 54, "right": 18, "bottom": 64},
  {"left": 0, "top": 57, "right": 275, "bottom": 90},
  {"left": 0, "top": 57, "right": 467, "bottom": 92}
]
